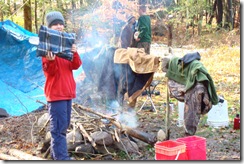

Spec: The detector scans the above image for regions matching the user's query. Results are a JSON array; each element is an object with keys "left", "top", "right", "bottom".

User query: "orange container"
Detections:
[
  {"left": 155, "top": 140, "right": 187, "bottom": 160},
  {"left": 176, "top": 135, "right": 206, "bottom": 160}
]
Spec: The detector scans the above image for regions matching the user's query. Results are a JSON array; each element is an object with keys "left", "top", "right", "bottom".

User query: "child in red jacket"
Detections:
[{"left": 42, "top": 11, "right": 82, "bottom": 160}]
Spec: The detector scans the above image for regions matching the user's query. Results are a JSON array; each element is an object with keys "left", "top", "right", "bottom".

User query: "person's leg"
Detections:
[
  {"left": 48, "top": 100, "right": 70, "bottom": 160},
  {"left": 137, "top": 42, "right": 150, "bottom": 54},
  {"left": 66, "top": 100, "right": 72, "bottom": 129},
  {"left": 115, "top": 64, "right": 127, "bottom": 106},
  {"left": 184, "top": 83, "right": 204, "bottom": 135},
  {"left": 145, "top": 42, "right": 151, "bottom": 54}
]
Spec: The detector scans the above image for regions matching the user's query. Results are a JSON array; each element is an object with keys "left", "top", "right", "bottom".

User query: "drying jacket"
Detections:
[
  {"left": 166, "top": 57, "right": 218, "bottom": 105},
  {"left": 42, "top": 52, "right": 82, "bottom": 102}
]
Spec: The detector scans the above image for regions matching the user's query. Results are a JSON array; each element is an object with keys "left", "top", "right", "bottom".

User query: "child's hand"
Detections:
[
  {"left": 46, "top": 51, "right": 56, "bottom": 60},
  {"left": 71, "top": 44, "right": 77, "bottom": 53}
]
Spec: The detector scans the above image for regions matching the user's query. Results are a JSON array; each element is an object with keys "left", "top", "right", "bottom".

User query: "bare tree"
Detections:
[
  {"left": 13, "top": 0, "right": 17, "bottom": 14},
  {"left": 216, "top": 0, "right": 223, "bottom": 29},
  {"left": 208, "top": 0, "right": 217, "bottom": 25},
  {"left": 23, "top": 0, "right": 32, "bottom": 32},
  {"left": 223, "top": 0, "right": 233, "bottom": 30},
  {"left": 72, "top": 0, "right": 76, "bottom": 9},
  {"left": 34, "top": 0, "right": 38, "bottom": 33},
  {"left": 7, "top": 0, "right": 12, "bottom": 20},
  {"left": 80, "top": 0, "right": 83, "bottom": 7}
]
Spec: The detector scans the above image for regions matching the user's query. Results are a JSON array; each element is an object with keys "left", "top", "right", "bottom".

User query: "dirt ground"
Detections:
[
  {"left": 0, "top": 99, "right": 241, "bottom": 160},
  {"left": 0, "top": 65, "right": 240, "bottom": 161},
  {"left": 0, "top": 30, "right": 240, "bottom": 161}
]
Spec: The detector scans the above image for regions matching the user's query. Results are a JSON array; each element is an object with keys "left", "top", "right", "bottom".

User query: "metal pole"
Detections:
[{"left": 165, "top": 78, "right": 170, "bottom": 140}]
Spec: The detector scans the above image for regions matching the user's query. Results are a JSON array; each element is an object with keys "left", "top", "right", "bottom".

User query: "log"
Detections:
[
  {"left": 111, "top": 121, "right": 157, "bottom": 146},
  {"left": 8, "top": 149, "right": 46, "bottom": 160},
  {"left": 39, "top": 116, "right": 50, "bottom": 135},
  {"left": 0, "top": 153, "right": 19, "bottom": 160},
  {"left": 77, "top": 123, "right": 96, "bottom": 148},
  {"left": 77, "top": 105, "right": 157, "bottom": 146}
]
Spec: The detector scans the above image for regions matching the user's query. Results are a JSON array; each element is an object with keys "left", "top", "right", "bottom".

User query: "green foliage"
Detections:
[
  {"left": 155, "top": 10, "right": 166, "bottom": 19},
  {"left": 10, "top": 15, "right": 25, "bottom": 27},
  {"left": 205, "top": 23, "right": 213, "bottom": 33},
  {"left": 117, "top": 150, "right": 127, "bottom": 160},
  {"left": 146, "top": 144, "right": 154, "bottom": 153},
  {"left": 0, "top": 2, "right": 9, "bottom": 13}
]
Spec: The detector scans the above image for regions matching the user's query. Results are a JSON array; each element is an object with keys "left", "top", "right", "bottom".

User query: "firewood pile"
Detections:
[{"left": 33, "top": 104, "right": 165, "bottom": 160}]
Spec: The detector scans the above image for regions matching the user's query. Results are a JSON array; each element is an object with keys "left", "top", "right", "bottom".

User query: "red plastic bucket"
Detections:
[
  {"left": 176, "top": 135, "right": 206, "bottom": 160},
  {"left": 154, "top": 140, "right": 187, "bottom": 160}
]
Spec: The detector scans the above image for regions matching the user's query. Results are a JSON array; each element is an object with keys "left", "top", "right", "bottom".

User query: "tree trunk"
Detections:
[
  {"left": 198, "top": 11, "right": 203, "bottom": 35},
  {"left": 7, "top": 0, "right": 12, "bottom": 20},
  {"left": 72, "top": 0, "right": 76, "bottom": 9},
  {"left": 0, "top": 5, "right": 4, "bottom": 21},
  {"left": 49, "top": 0, "right": 52, "bottom": 9},
  {"left": 23, "top": 0, "right": 32, "bottom": 32},
  {"left": 13, "top": 0, "right": 17, "bottom": 14},
  {"left": 56, "top": 0, "right": 61, "bottom": 9},
  {"left": 227, "top": 0, "right": 233, "bottom": 30},
  {"left": 232, "top": 0, "right": 237, "bottom": 28},
  {"left": 236, "top": 1, "right": 240, "bottom": 28},
  {"left": 41, "top": 2, "right": 46, "bottom": 25},
  {"left": 223, "top": 0, "right": 234, "bottom": 30},
  {"left": 34, "top": 0, "right": 38, "bottom": 33},
  {"left": 70, "top": 0, "right": 76, "bottom": 29},
  {"left": 80, "top": 0, "right": 83, "bottom": 7},
  {"left": 208, "top": 0, "right": 217, "bottom": 25},
  {"left": 223, "top": 0, "right": 228, "bottom": 29},
  {"left": 167, "top": 22, "right": 173, "bottom": 47},
  {"left": 0, "top": 13, "right": 3, "bottom": 21},
  {"left": 216, "top": 0, "right": 223, "bottom": 29}
]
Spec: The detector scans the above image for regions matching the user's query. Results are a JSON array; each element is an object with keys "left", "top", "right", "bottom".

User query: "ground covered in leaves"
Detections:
[{"left": 0, "top": 30, "right": 240, "bottom": 161}]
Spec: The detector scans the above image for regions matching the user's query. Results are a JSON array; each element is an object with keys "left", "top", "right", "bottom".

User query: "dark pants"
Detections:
[
  {"left": 48, "top": 100, "right": 72, "bottom": 160},
  {"left": 137, "top": 42, "right": 151, "bottom": 54},
  {"left": 115, "top": 64, "right": 136, "bottom": 106},
  {"left": 168, "top": 80, "right": 212, "bottom": 135}
]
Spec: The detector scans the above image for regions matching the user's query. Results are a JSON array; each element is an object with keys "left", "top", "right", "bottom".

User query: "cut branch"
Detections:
[
  {"left": 38, "top": 116, "right": 50, "bottom": 134},
  {"left": 77, "top": 123, "right": 96, "bottom": 148},
  {"left": 77, "top": 105, "right": 157, "bottom": 146},
  {"left": 0, "top": 153, "right": 19, "bottom": 160},
  {"left": 8, "top": 149, "right": 46, "bottom": 160}
]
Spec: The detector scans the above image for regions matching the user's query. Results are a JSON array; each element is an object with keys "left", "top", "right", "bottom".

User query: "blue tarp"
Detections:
[{"left": 0, "top": 20, "right": 83, "bottom": 116}]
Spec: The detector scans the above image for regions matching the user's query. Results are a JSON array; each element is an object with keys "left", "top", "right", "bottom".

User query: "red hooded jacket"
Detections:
[{"left": 42, "top": 52, "right": 82, "bottom": 102}]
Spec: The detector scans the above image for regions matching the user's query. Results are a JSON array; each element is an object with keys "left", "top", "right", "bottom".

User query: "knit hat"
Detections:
[{"left": 46, "top": 11, "right": 65, "bottom": 27}]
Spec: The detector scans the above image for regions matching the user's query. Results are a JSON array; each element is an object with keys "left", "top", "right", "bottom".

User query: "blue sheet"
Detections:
[{"left": 0, "top": 20, "right": 83, "bottom": 116}]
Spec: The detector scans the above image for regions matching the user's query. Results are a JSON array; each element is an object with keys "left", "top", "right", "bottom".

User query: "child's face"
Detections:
[{"left": 50, "top": 23, "right": 64, "bottom": 32}]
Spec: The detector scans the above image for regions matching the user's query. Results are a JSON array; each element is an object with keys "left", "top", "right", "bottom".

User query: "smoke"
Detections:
[
  {"left": 108, "top": 100, "right": 138, "bottom": 128},
  {"left": 70, "top": 2, "right": 140, "bottom": 129},
  {"left": 116, "top": 110, "right": 138, "bottom": 128},
  {"left": 73, "top": 45, "right": 139, "bottom": 128}
]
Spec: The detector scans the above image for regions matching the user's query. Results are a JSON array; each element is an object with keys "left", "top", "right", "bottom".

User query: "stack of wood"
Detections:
[{"left": 35, "top": 104, "right": 163, "bottom": 160}]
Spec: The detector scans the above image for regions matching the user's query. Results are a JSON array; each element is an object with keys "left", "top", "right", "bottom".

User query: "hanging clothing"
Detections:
[{"left": 166, "top": 56, "right": 218, "bottom": 105}]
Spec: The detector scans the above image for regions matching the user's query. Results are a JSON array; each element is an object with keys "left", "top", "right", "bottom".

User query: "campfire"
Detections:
[{"left": 33, "top": 103, "right": 163, "bottom": 160}]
